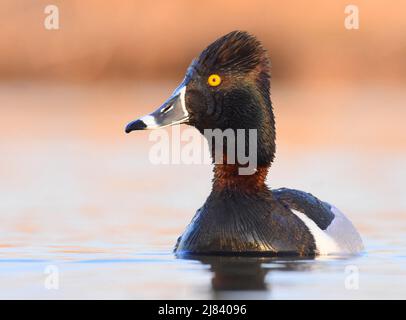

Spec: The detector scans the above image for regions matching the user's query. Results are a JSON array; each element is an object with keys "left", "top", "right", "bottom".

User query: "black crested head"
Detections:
[
  {"left": 185, "top": 31, "right": 274, "bottom": 168},
  {"left": 197, "top": 31, "right": 269, "bottom": 76},
  {"left": 185, "top": 31, "right": 271, "bottom": 115},
  {"left": 194, "top": 31, "right": 270, "bottom": 101}
]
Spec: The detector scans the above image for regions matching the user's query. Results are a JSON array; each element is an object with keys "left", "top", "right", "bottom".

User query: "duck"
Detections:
[{"left": 125, "top": 31, "right": 363, "bottom": 256}]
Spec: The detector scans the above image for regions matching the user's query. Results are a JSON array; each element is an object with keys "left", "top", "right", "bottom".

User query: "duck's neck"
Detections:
[
  {"left": 210, "top": 107, "right": 275, "bottom": 194},
  {"left": 212, "top": 164, "right": 270, "bottom": 193},
  {"left": 208, "top": 84, "right": 275, "bottom": 194}
]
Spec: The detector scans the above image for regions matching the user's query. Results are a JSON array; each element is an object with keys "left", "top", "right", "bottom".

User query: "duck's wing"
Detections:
[{"left": 273, "top": 188, "right": 364, "bottom": 255}]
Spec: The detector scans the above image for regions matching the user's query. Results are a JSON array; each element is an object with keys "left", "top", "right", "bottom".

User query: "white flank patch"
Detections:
[
  {"left": 291, "top": 209, "right": 340, "bottom": 255},
  {"left": 326, "top": 205, "right": 364, "bottom": 254},
  {"left": 140, "top": 115, "right": 158, "bottom": 128}
]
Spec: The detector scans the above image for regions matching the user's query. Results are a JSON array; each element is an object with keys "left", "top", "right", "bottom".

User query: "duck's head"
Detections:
[{"left": 126, "top": 31, "right": 275, "bottom": 167}]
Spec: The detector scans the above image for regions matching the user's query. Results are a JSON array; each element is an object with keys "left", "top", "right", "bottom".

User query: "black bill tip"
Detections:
[{"left": 125, "top": 119, "right": 147, "bottom": 133}]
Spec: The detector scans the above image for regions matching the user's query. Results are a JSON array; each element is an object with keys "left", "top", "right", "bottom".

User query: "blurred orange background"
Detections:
[
  {"left": 0, "top": 0, "right": 405, "bottom": 149},
  {"left": 1, "top": 0, "right": 405, "bottom": 83}
]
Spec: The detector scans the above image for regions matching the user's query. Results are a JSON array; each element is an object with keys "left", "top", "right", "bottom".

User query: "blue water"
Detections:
[{"left": 1, "top": 240, "right": 405, "bottom": 299}]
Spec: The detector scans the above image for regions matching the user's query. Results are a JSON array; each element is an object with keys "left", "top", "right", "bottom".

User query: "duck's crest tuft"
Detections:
[{"left": 196, "top": 31, "right": 269, "bottom": 75}]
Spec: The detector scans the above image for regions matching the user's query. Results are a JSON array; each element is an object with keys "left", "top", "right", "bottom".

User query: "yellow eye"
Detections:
[{"left": 207, "top": 74, "right": 222, "bottom": 87}]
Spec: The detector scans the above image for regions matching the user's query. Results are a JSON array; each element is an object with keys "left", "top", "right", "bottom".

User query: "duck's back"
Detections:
[{"left": 273, "top": 188, "right": 364, "bottom": 255}]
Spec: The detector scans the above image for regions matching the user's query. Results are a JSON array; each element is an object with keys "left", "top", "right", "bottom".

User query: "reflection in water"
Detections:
[{"left": 179, "top": 255, "right": 314, "bottom": 299}]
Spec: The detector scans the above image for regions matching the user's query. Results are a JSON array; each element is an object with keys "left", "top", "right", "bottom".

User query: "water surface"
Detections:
[{"left": 0, "top": 82, "right": 405, "bottom": 299}]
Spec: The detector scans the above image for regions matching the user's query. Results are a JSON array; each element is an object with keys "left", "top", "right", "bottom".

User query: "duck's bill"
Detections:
[{"left": 125, "top": 86, "right": 189, "bottom": 133}]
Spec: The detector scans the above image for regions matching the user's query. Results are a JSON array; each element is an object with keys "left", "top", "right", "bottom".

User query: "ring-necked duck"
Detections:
[{"left": 125, "top": 31, "right": 363, "bottom": 256}]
